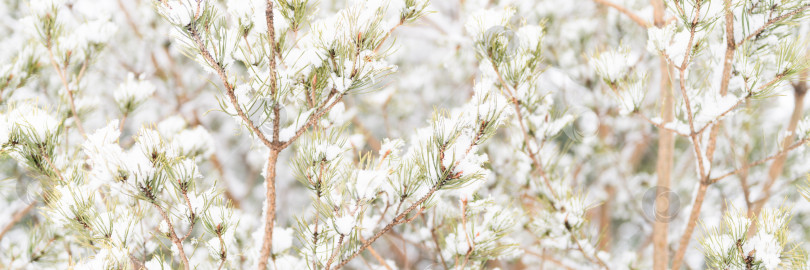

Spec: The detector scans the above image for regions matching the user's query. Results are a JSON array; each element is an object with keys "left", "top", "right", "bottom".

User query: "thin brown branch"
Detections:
[
  {"left": 458, "top": 200, "right": 474, "bottom": 269},
  {"left": 41, "top": 149, "right": 66, "bottom": 182},
  {"left": 117, "top": 0, "right": 143, "bottom": 39},
  {"left": 692, "top": 94, "right": 749, "bottom": 135},
  {"left": 361, "top": 238, "right": 394, "bottom": 270},
  {"left": 374, "top": 21, "right": 404, "bottom": 53},
  {"left": 675, "top": 0, "right": 702, "bottom": 71},
  {"left": 180, "top": 192, "right": 196, "bottom": 242},
  {"left": 187, "top": 10, "right": 283, "bottom": 268},
  {"left": 524, "top": 249, "right": 577, "bottom": 270},
  {"left": 187, "top": 23, "right": 273, "bottom": 148},
  {"left": 678, "top": 74, "right": 707, "bottom": 168},
  {"left": 119, "top": 112, "right": 128, "bottom": 133},
  {"left": 745, "top": 88, "right": 806, "bottom": 235},
  {"left": 0, "top": 202, "right": 36, "bottom": 242},
  {"left": 737, "top": 4, "right": 810, "bottom": 46},
  {"left": 429, "top": 226, "right": 449, "bottom": 270},
  {"left": 593, "top": 0, "right": 651, "bottom": 28},
  {"left": 152, "top": 203, "right": 190, "bottom": 270},
  {"left": 670, "top": 182, "right": 708, "bottom": 270},
  {"left": 692, "top": 72, "right": 791, "bottom": 135},
  {"left": 570, "top": 230, "right": 610, "bottom": 269},
  {"left": 208, "top": 153, "right": 242, "bottom": 208},
  {"left": 334, "top": 185, "right": 439, "bottom": 269},
  {"left": 46, "top": 47, "right": 87, "bottom": 138},
  {"left": 489, "top": 60, "right": 558, "bottom": 199},
  {"left": 324, "top": 234, "right": 346, "bottom": 270},
  {"left": 278, "top": 92, "right": 345, "bottom": 149},
  {"left": 676, "top": 6, "right": 735, "bottom": 262},
  {"left": 670, "top": 2, "right": 709, "bottom": 269},
  {"left": 710, "top": 138, "right": 809, "bottom": 184},
  {"left": 720, "top": 0, "right": 737, "bottom": 99},
  {"left": 637, "top": 112, "right": 689, "bottom": 137}
]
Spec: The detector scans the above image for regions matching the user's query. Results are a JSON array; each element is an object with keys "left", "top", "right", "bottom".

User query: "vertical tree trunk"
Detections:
[
  {"left": 258, "top": 149, "right": 280, "bottom": 270},
  {"left": 598, "top": 185, "right": 614, "bottom": 251},
  {"left": 651, "top": 1, "right": 673, "bottom": 269},
  {"left": 258, "top": 1, "right": 280, "bottom": 269}
]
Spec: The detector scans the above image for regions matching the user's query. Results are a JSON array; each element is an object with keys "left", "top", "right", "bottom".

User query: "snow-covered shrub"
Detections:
[{"left": 1, "top": 0, "right": 810, "bottom": 269}]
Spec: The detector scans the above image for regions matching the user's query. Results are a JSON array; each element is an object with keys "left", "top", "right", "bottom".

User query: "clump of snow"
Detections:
[
  {"left": 647, "top": 24, "right": 674, "bottom": 53},
  {"left": 273, "top": 227, "right": 294, "bottom": 254},
  {"left": 354, "top": 169, "right": 386, "bottom": 199},
  {"left": 114, "top": 73, "right": 156, "bottom": 112},
  {"left": 334, "top": 215, "right": 356, "bottom": 235},
  {"left": 743, "top": 232, "right": 782, "bottom": 269},
  {"left": 591, "top": 48, "right": 631, "bottom": 83}
]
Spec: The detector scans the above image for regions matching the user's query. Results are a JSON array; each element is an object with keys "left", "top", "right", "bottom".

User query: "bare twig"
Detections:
[
  {"left": 636, "top": 112, "right": 689, "bottom": 137},
  {"left": 117, "top": 0, "right": 143, "bottom": 39},
  {"left": 360, "top": 236, "right": 394, "bottom": 270},
  {"left": 429, "top": 225, "right": 449, "bottom": 270},
  {"left": 670, "top": 2, "right": 710, "bottom": 269},
  {"left": 569, "top": 230, "right": 610, "bottom": 269},
  {"left": 187, "top": 25, "right": 273, "bottom": 148},
  {"left": 278, "top": 92, "right": 345, "bottom": 149},
  {"left": 152, "top": 203, "right": 190, "bottom": 270},
  {"left": 524, "top": 249, "right": 577, "bottom": 270},
  {"left": 458, "top": 200, "right": 474, "bottom": 269},
  {"left": 324, "top": 234, "right": 346, "bottom": 270},
  {"left": 374, "top": 21, "right": 405, "bottom": 53},
  {"left": 180, "top": 192, "right": 196, "bottom": 242},
  {"left": 746, "top": 85, "right": 806, "bottom": 234},
  {"left": 333, "top": 185, "right": 438, "bottom": 269},
  {"left": 593, "top": 0, "right": 651, "bottom": 28},
  {"left": 489, "top": 60, "right": 558, "bottom": 199},
  {"left": 0, "top": 202, "right": 36, "bottom": 242},
  {"left": 46, "top": 47, "right": 87, "bottom": 138},
  {"left": 710, "top": 136, "right": 808, "bottom": 185},
  {"left": 41, "top": 149, "right": 66, "bottom": 182}
]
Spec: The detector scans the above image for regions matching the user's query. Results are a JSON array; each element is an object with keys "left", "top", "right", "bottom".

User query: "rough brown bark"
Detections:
[
  {"left": 257, "top": 149, "right": 280, "bottom": 270},
  {"left": 257, "top": 1, "right": 281, "bottom": 268}
]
